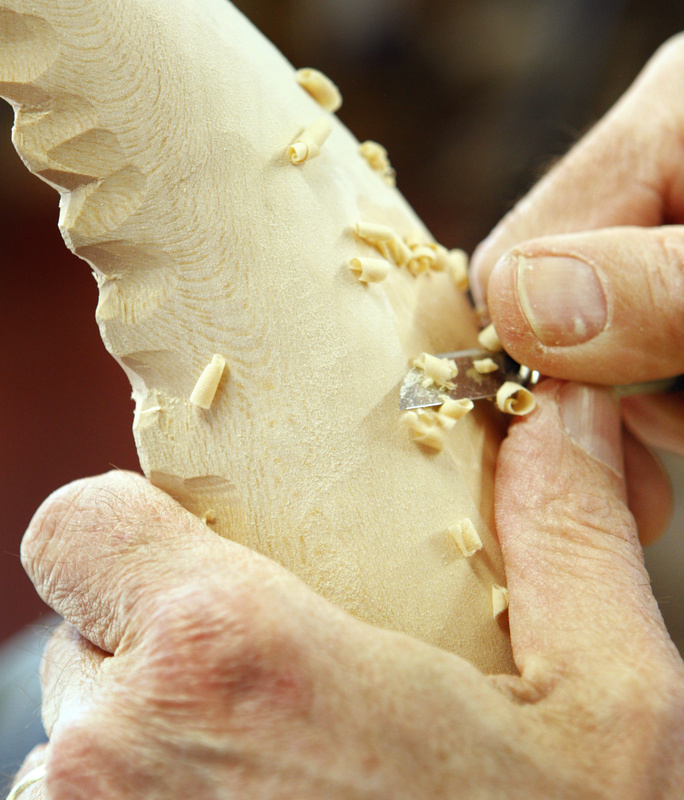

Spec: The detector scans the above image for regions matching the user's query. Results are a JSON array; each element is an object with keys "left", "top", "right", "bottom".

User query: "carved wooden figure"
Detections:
[{"left": 0, "top": 0, "right": 514, "bottom": 672}]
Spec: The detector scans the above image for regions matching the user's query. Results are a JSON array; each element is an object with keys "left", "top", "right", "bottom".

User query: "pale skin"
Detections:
[
  {"left": 470, "top": 32, "right": 684, "bottom": 545},
  {"left": 10, "top": 34, "right": 684, "bottom": 800}
]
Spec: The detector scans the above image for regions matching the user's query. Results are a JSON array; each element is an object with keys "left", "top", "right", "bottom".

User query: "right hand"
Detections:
[{"left": 469, "top": 34, "right": 684, "bottom": 543}]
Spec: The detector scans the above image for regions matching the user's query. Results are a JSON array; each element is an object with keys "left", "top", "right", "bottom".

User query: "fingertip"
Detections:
[
  {"left": 22, "top": 469, "right": 137, "bottom": 530},
  {"left": 486, "top": 251, "right": 542, "bottom": 359},
  {"left": 21, "top": 471, "right": 151, "bottom": 581},
  {"left": 21, "top": 477, "right": 92, "bottom": 570}
]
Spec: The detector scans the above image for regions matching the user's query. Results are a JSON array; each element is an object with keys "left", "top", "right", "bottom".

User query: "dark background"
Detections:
[{"left": 2, "top": 0, "right": 684, "bottom": 646}]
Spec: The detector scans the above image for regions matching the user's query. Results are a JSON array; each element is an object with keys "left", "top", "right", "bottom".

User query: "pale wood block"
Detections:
[{"left": 0, "top": 0, "right": 514, "bottom": 672}]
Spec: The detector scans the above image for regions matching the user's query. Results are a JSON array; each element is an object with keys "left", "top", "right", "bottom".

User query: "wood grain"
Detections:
[{"left": 0, "top": 0, "right": 514, "bottom": 672}]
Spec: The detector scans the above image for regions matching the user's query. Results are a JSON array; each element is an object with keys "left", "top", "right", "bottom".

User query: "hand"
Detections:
[
  {"left": 11, "top": 382, "right": 684, "bottom": 799},
  {"left": 470, "top": 34, "right": 684, "bottom": 543}
]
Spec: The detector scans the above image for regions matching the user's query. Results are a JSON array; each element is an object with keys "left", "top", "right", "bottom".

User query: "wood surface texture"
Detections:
[{"left": 0, "top": 0, "right": 514, "bottom": 672}]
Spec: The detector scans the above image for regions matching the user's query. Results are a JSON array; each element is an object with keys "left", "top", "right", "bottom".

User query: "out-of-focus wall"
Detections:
[{"left": 1, "top": 0, "right": 683, "bottom": 646}]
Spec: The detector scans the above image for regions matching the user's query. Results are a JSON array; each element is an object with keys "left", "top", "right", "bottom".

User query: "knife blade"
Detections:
[
  {"left": 399, "top": 349, "right": 684, "bottom": 411},
  {"left": 399, "top": 349, "right": 539, "bottom": 410}
]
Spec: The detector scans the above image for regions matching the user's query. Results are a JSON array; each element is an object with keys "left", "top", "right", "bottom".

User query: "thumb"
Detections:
[
  {"left": 497, "top": 381, "right": 679, "bottom": 684},
  {"left": 486, "top": 226, "right": 684, "bottom": 384}
]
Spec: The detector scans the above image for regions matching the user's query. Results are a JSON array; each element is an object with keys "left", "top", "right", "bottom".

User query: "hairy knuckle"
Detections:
[{"left": 21, "top": 494, "right": 81, "bottom": 582}]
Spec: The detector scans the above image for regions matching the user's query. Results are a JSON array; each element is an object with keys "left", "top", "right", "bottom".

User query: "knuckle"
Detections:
[
  {"left": 606, "top": 669, "right": 684, "bottom": 794},
  {"left": 20, "top": 491, "right": 86, "bottom": 587},
  {"left": 563, "top": 666, "right": 684, "bottom": 799},
  {"left": 138, "top": 578, "right": 313, "bottom": 721},
  {"left": 46, "top": 715, "right": 130, "bottom": 799}
]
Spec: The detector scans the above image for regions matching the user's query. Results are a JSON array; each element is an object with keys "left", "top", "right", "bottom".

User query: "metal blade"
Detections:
[{"left": 399, "top": 349, "right": 524, "bottom": 410}]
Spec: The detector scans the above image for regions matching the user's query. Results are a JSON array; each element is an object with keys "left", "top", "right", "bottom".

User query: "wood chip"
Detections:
[
  {"left": 495, "top": 381, "right": 536, "bottom": 416},
  {"left": 295, "top": 67, "right": 342, "bottom": 112},
  {"left": 412, "top": 352, "right": 458, "bottom": 390},
  {"left": 477, "top": 323, "right": 502, "bottom": 352},
  {"left": 473, "top": 358, "right": 498, "bottom": 374},
  {"left": 359, "top": 140, "right": 396, "bottom": 186},
  {"left": 492, "top": 585, "right": 509, "bottom": 618},
  {"left": 349, "top": 257, "right": 390, "bottom": 284},
  {"left": 190, "top": 354, "right": 227, "bottom": 409},
  {"left": 448, "top": 518, "right": 483, "bottom": 558},
  {"left": 288, "top": 117, "right": 332, "bottom": 163}
]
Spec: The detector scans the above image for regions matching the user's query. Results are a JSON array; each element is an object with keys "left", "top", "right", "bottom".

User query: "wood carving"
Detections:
[{"left": 0, "top": 0, "right": 514, "bottom": 672}]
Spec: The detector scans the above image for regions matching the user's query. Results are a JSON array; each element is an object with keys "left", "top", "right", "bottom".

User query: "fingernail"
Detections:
[
  {"left": 559, "top": 383, "right": 623, "bottom": 475},
  {"left": 515, "top": 254, "right": 607, "bottom": 346}
]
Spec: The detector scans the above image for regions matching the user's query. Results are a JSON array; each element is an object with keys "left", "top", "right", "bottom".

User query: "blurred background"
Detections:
[{"left": 2, "top": 0, "right": 684, "bottom": 768}]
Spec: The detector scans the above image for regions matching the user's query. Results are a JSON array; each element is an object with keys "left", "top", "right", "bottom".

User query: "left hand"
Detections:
[{"left": 12, "top": 384, "right": 684, "bottom": 798}]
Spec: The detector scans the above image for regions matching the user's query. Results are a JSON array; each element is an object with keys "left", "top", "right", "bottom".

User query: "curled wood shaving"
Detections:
[
  {"left": 492, "top": 585, "right": 510, "bottom": 618},
  {"left": 288, "top": 117, "right": 332, "bottom": 163},
  {"left": 359, "top": 140, "right": 396, "bottom": 186},
  {"left": 496, "top": 382, "right": 536, "bottom": 416},
  {"left": 448, "top": 518, "right": 483, "bottom": 558},
  {"left": 412, "top": 352, "right": 458, "bottom": 390},
  {"left": 295, "top": 67, "right": 342, "bottom": 112},
  {"left": 478, "top": 323, "right": 502, "bottom": 352},
  {"left": 349, "top": 257, "right": 390, "bottom": 284}
]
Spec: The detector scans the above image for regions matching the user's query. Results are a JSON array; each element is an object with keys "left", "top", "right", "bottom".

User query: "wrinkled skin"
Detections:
[
  {"left": 10, "top": 381, "right": 684, "bottom": 799},
  {"left": 470, "top": 33, "right": 684, "bottom": 544},
  {"left": 10, "top": 33, "right": 684, "bottom": 800}
]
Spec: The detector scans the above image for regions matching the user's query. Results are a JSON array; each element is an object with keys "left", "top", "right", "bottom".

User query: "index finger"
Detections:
[
  {"left": 20, "top": 471, "right": 278, "bottom": 655},
  {"left": 496, "top": 380, "right": 682, "bottom": 685},
  {"left": 470, "top": 33, "right": 684, "bottom": 308}
]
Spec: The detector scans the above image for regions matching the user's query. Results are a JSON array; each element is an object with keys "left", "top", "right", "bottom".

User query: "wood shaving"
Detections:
[
  {"left": 288, "top": 117, "right": 332, "bottom": 163},
  {"left": 402, "top": 409, "right": 446, "bottom": 451},
  {"left": 412, "top": 352, "right": 458, "bottom": 390},
  {"left": 477, "top": 323, "right": 503, "bottom": 352},
  {"left": 349, "top": 257, "right": 390, "bottom": 284},
  {"left": 492, "top": 585, "right": 509, "bottom": 618},
  {"left": 202, "top": 509, "right": 218, "bottom": 525},
  {"left": 406, "top": 243, "right": 437, "bottom": 276},
  {"left": 473, "top": 358, "right": 498, "bottom": 374},
  {"left": 190, "top": 354, "right": 227, "bottom": 409},
  {"left": 448, "top": 518, "right": 483, "bottom": 558},
  {"left": 403, "top": 231, "right": 424, "bottom": 250},
  {"left": 295, "top": 67, "right": 342, "bottom": 112},
  {"left": 387, "top": 236, "right": 412, "bottom": 266},
  {"left": 359, "top": 140, "right": 396, "bottom": 186},
  {"left": 496, "top": 382, "right": 536, "bottom": 416},
  {"left": 355, "top": 221, "right": 396, "bottom": 244},
  {"left": 354, "top": 222, "right": 410, "bottom": 266},
  {"left": 438, "top": 247, "right": 469, "bottom": 291},
  {"left": 438, "top": 395, "right": 474, "bottom": 420},
  {"left": 402, "top": 394, "right": 472, "bottom": 451}
]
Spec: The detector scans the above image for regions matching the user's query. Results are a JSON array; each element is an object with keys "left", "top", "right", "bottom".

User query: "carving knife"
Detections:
[{"left": 399, "top": 348, "right": 684, "bottom": 411}]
